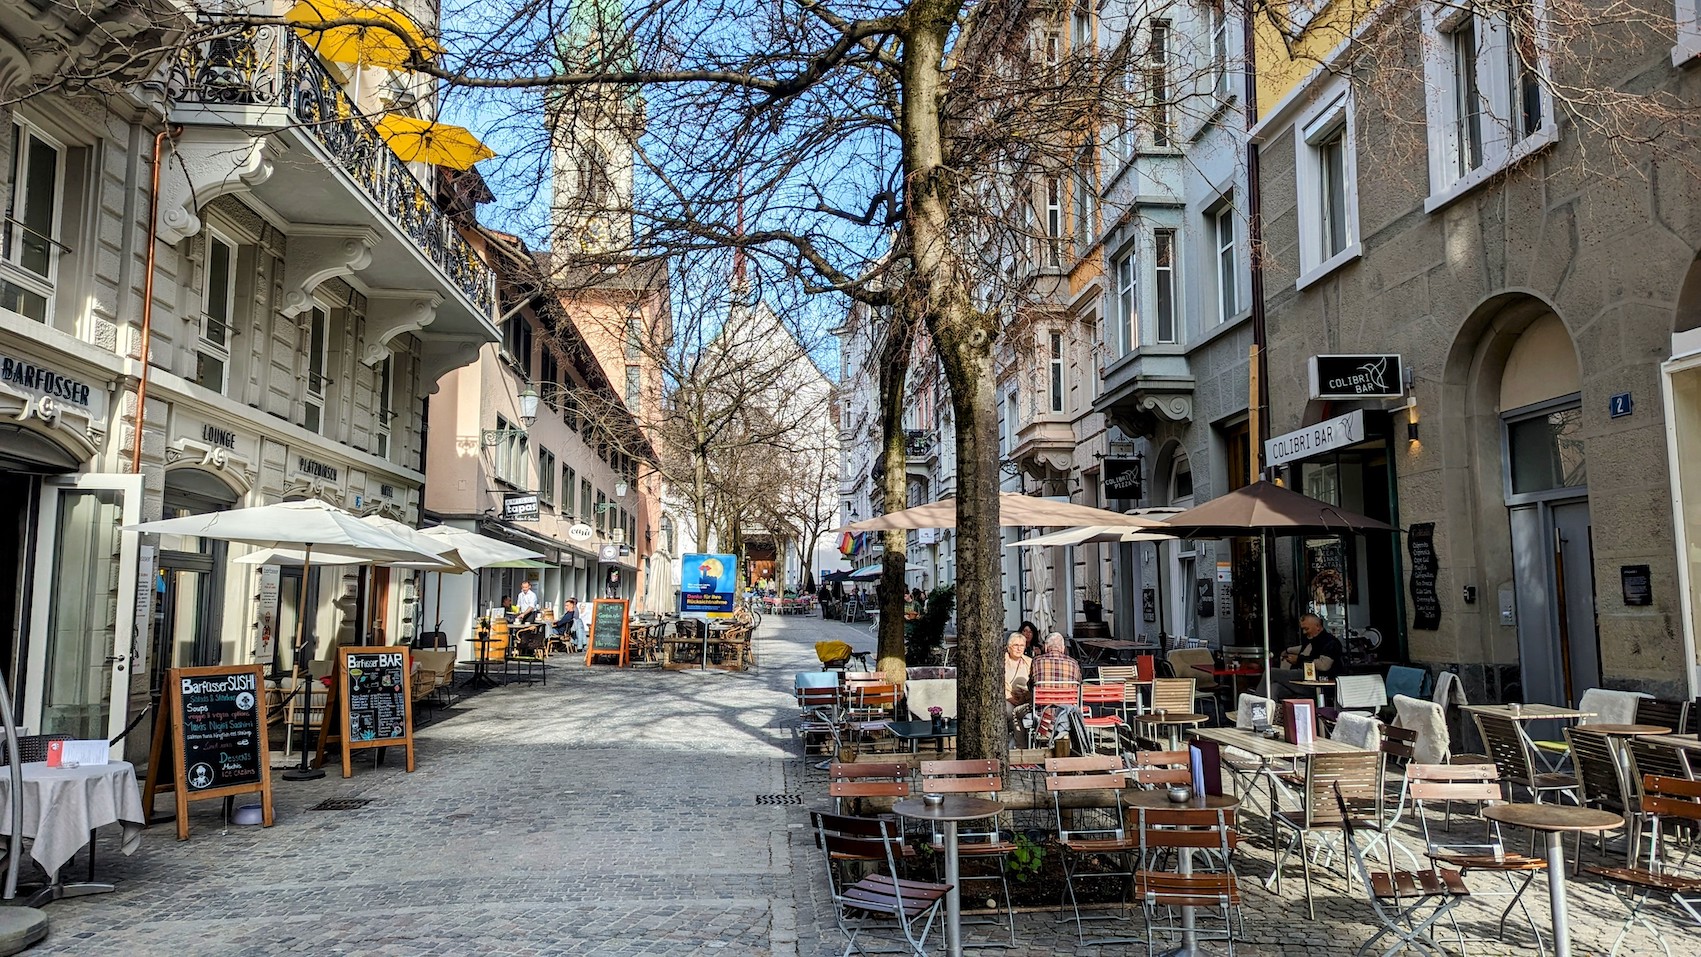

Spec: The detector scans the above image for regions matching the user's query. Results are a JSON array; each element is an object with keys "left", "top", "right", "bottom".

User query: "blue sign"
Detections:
[
  {"left": 1609, "top": 392, "right": 1633, "bottom": 418},
  {"left": 679, "top": 553, "right": 738, "bottom": 619}
]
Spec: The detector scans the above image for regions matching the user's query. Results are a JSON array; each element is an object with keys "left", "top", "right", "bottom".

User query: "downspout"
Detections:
[
  {"left": 129, "top": 125, "right": 183, "bottom": 474},
  {"left": 1241, "top": 0, "right": 1269, "bottom": 476}
]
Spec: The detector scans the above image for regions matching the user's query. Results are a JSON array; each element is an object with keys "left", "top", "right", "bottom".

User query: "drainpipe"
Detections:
[
  {"left": 1242, "top": 0, "right": 1269, "bottom": 479},
  {"left": 129, "top": 125, "right": 183, "bottom": 475}
]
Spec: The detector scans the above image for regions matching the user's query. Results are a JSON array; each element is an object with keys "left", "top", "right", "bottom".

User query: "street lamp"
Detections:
[{"left": 481, "top": 387, "right": 539, "bottom": 446}]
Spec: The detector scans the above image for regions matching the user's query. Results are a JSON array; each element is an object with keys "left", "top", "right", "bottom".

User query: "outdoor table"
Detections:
[
  {"left": 1136, "top": 711, "right": 1207, "bottom": 750},
  {"left": 1464, "top": 703, "right": 1597, "bottom": 772},
  {"left": 465, "top": 635, "right": 501, "bottom": 688},
  {"left": 1289, "top": 678, "right": 1335, "bottom": 710},
  {"left": 0, "top": 761, "right": 145, "bottom": 906},
  {"left": 1481, "top": 803, "right": 1622, "bottom": 957},
  {"left": 885, "top": 719, "right": 957, "bottom": 754},
  {"left": 892, "top": 794, "right": 1003, "bottom": 957},
  {"left": 1075, "top": 638, "right": 1144, "bottom": 663},
  {"left": 1190, "top": 727, "right": 1373, "bottom": 820},
  {"left": 1124, "top": 789, "right": 1242, "bottom": 957}
]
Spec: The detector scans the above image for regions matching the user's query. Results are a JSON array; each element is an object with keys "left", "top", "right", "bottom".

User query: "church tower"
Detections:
[{"left": 549, "top": 0, "right": 643, "bottom": 264}]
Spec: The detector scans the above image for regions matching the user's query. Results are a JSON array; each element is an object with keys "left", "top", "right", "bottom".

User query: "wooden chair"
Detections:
[
  {"left": 919, "top": 759, "right": 1016, "bottom": 944},
  {"left": 1472, "top": 711, "right": 1578, "bottom": 804},
  {"left": 845, "top": 683, "right": 900, "bottom": 755},
  {"left": 1627, "top": 737, "right": 1695, "bottom": 867},
  {"left": 811, "top": 811, "right": 951, "bottom": 957},
  {"left": 828, "top": 761, "right": 910, "bottom": 817},
  {"left": 1096, "top": 665, "right": 1144, "bottom": 719},
  {"left": 1166, "top": 648, "right": 1222, "bottom": 722},
  {"left": 796, "top": 672, "right": 847, "bottom": 762},
  {"left": 1137, "top": 678, "right": 1205, "bottom": 749},
  {"left": 1635, "top": 697, "right": 1688, "bottom": 734},
  {"left": 1336, "top": 782, "right": 1471, "bottom": 957},
  {"left": 1046, "top": 754, "right": 1136, "bottom": 941},
  {"left": 1127, "top": 749, "right": 1193, "bottom": 787},
  {"left": 1565, "top": 726, "right": 1628, "bottom": 864},
  {"left": 1268, "top": 750, "right": 1383, "bottom": 919},
  {"left": 506, "top": 624, "right": 547, "bottom": 685},
  {"left": 1407, "top": 763, "right": 1548, "bottom": 954},
  {"left": 1027, "top": 680, "right": 1081, "bottom": 749},
  {"left": 1584, "top": 775, "right": 1701, "bottom": 956},
  {"left": 1133, "top": 806, "right": 1242, "bottom": 957}
]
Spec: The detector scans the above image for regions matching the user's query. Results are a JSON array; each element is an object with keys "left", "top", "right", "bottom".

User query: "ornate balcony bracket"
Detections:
[
  {"left": 158, "top": 130, "right": 275, "bottom": 245},
  {"left": 1140, "top": 393, "right": 1194, "bottom": 423},
  {"left": 363, "top": 292, "right": 443, "bottom": 365},
  {"left": 419, "top": 334, "right": 490, "bottom": 395},
  {"left": 279, "top": 227, "right": 379, "bottom": 317}
]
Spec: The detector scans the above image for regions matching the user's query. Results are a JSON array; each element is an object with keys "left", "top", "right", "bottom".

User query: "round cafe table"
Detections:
[
  {"left": 892, "top": 794, "right": 1003, "bottom": 957},
  {"left": 1482, "top": 804, "right": 1622, "bottom": 957},
  {"left": 1124, "top": 790, "right": 1241, "bottom": 957},
  {"left": 1289, "top": 678, "right": 1335, "bottom": 710}
]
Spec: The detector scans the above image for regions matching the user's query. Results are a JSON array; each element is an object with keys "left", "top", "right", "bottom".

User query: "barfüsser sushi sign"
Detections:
[{"left": 680, "top": 553, "right": 738, "bottom": 619}]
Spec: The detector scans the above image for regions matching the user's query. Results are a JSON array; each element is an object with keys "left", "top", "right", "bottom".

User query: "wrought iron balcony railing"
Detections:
[
  {"left": 904, "top": 429, "right": 933, "bottom": 457},
  {"left": 168, "top": 20, "right": 493, "bottom": 317}
]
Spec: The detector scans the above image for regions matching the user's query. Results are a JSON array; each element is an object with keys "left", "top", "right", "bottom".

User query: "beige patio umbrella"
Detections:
[{"left": 841, "top": 493, "right": 1173, "bottom": 532}]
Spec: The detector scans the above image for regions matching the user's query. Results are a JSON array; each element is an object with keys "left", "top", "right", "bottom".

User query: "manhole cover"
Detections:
[
  {"left": 756, "top": 794, "right": 803, "bottom": 805},
  {"left": 309, "top": 798, "right": 373, "bottom": 811}
]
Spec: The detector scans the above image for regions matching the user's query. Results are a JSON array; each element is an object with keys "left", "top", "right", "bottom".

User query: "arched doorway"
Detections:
[{"left": 153, "top": 467, "right": 239, "bottom": 697}]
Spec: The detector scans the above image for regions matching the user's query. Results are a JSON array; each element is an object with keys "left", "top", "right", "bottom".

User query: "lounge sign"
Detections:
[
  {"left": 1265, "top": 410, "right": 1365, "bottom": 468},
  {"left": 1308, "top": 354, "right": 1404, "bottom": 400}
]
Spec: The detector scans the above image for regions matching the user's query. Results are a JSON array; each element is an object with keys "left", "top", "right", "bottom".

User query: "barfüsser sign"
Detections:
[
  {"left": 1102, "top": 457, "right": 1144, "bottom": 502},
  {"left": 1308, "top": 354, "right": 1405, "bottom": 400}
]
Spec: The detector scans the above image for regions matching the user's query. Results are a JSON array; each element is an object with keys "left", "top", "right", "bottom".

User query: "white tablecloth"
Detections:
[{"left": 0, "top": 761, "right": 145, "bottom": 881}]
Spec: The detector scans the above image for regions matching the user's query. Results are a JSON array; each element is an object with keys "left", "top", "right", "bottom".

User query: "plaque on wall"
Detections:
[
  {"left": 1408, "top": 522, "right": 1441, "bottom": 630},
  {"left": 1620, "top": 565, "right": 1652, "bottom": 606}
]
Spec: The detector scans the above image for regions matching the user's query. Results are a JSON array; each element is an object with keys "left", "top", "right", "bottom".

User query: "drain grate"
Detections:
[
  {"left": 756, "top": 794, "right": 804, "bottom": 806},
  {"left": 309, "top": 798, "right": 373, "bottom": 811}
]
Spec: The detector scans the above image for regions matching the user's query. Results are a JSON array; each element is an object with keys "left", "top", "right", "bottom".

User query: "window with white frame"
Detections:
[
  {"left": 503, "top": 314, "right": 533, "bottom": 372},
  {"left": 1049, "top": 332, "right": 1066, "bottom": 413},
  {"left": 1211, "top": 200, "right": 1239, "bottom": 324},
  {"left": 1044, "top": 30, "right": 1061, "bottom": 66},
  {"left": 195, "top": 233, "right": 237, "bottom": 394},
  {"left": 580, "top": 479, "right": 593, "bottom": 521},
  {"left": 1114, "top": 69, "right": 1139, "bottom": 164},
  {"left": 1208, "top": 0, "right": 1231, "bottom": 99},
  {"left": 563, "top": 463, "right": 577, "bottom": 517},
  {"left": 493, "top": 414, "right": 529, "bottom": 487},
  {"left": 1073, "top": 147, "right": 1095, "bottom": 254},
  {"left": 1044, "top": 177, "right": 1063, "bottom": 267},
  {"left": 1148, "top": 20, "right": 1171, "bottom": 147},
  {"left": 1154, "top": 229, "right": 1177, "bottom": 343},
  {"left": 1, "top": 122, "right": 65, "bottom": 323},
  {"left": 1114, "top": 245, "right": 1137, "bottom": 355},
  {"left": 303, "top": 306, "right": 329, "bottom": 433},
  {"left": 1071, "top": 0, "right": 1092, "bottom": 53},
  {"left": 1423, "top": 0, "right": 1554, "bottom": 205},
  {"left": 1678, "top": 0, "right": 1700, "bottom": 63},
  {"left": 538, "top": 447, "right": 556, "bottom": 506},
  {"left": 374, "top": 354, "right": 394, "bottom": 459},
  {"left": 1295, "top": 88, "right": 1360, "bottom": 280}
]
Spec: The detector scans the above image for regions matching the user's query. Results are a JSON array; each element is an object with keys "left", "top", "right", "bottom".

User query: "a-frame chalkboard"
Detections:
[
  {"left": 585, "top": 599, "right": 629, "bottom": 667},
  {"left": 314, "top": 645, "right": 416, "bottom": 779},
  {"left": 143, "top": 664, "right": 274, "bottom": 840}
]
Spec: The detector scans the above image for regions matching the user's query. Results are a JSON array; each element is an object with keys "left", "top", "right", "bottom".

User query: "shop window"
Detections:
[
  {"left": 303, "top": 306, "right": 328, "bottom": 434},
  {"left": 1, "top": 121, "right": 64, "bottom": 323},
  {"left": 374, "top": 354, "right": 393, "bottom": 459},
  {"left": 538, "top": 447, "right": 556, "bottom": 506},
  {"left": 195, "top": 233, "right": 237, "bottom": 394},
  {"left": 1506, "top": 403, "right": 1586, "bottom": 495}
]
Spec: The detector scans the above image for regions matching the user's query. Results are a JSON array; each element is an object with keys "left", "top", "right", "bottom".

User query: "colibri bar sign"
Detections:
[{"left": 1308, "top": 355, "right": 1405, "bottom": 401}]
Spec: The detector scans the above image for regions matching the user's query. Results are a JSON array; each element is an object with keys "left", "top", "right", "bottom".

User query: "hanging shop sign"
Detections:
[
  {"left": 1101, "top": 457, "right": 1144, "bottom": 502},
  {"left": 502, "top": 493, "right": 540, "bottom": 522},
  {"left": 567, "top": 522, "right": 594, "bottom": 542},
  {"left": 1265, "top": 410, "right": 1366, "bottom": 468},
  {"left": 1308, "top": 355, "right": 1405, "bottom": 401}
]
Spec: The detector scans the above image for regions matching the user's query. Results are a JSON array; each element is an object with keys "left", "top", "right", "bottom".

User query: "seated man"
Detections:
[
  {"left": 1029, "top": 633, "right": 1081, "bottom": 701},
  {"left": 498, "top": 595, "right": 515, "bottom": 623},
  {"left": 1269, "top": 613, "right": 1343, "bottom": 700},
  {"left": 550, "top": 596, "right": 584, "bottom": 649}
]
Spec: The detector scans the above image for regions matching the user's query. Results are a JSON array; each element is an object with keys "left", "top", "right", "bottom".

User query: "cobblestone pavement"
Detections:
[{"left": 29, "top": 613, "right": 1679, "bottom": 955}]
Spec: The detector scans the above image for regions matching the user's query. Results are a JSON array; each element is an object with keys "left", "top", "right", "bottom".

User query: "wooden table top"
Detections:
[
  {"left": 1482, "top": 803, "right": 1624, "bottom": 833},
  {"left": 892, "top": 794, "right": 1004, "bottom": 822},
  {"left": 1123, "top": 790, "right": 1242, "bottom": 811},
  {"left": 1137, "top": 713, "right": 1208, "bottom": 726},
  {"left": 1579, "top": 724, "right": 1671, "bottom": 737},
  {"left": 1191, "top": 726, "right": 1374, "bottom": 758},
  {"left": 1463, "top": 703, "right": 1595, "bottom": 720},
  {"left": 1290, "top": 679, "right": 1336, "bottom": 688},
  {"left": 1643, "top": 734, "right": 1701, "bottom": 751}
]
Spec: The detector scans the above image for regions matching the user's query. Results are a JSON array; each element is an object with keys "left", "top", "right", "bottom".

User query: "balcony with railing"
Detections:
[{"left": 163, "top": 19, "right": 496, "bottom": 350}]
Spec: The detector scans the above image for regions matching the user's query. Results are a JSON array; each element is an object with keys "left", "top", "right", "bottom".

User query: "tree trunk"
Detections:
[{"left": 876, "top": 313, "right": 915, "bottom": 680}]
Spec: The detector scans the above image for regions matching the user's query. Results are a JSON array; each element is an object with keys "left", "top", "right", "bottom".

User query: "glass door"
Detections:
[{"left": 23, "top": 473, "right": 142, "bottom": 747}]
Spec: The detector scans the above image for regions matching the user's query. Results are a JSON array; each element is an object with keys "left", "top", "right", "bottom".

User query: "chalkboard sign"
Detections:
[
  {"left": 316, "top": 646, "right": 416, "bottom": 779},
  {"left": 143, "top": 664, "right": 275, "bottom": 840},
  {"left": 586, "top": 598, "right": 630, "bottom": 666},
  {"left": 1408, "top": 522, "right": 1441, "bottom": 630}
]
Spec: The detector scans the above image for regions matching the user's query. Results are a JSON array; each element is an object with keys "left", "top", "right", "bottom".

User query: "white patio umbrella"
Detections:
[
  {"left": 640, "top": 551, "right": 675, "bottom": 614},
  {"left": 848, "top": 561, "right": 926, "bottom": 582},
  {"left": 1006, "top": 526, "right": 1178, "bottom": 548},
  {"left": 414, "top": 526, "right": 545, "bottom": 632}
]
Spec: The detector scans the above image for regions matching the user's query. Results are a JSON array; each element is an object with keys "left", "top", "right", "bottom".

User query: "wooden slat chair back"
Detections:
[
  {"left": 1031, "top": 680, "right": 1081, "bottom": 708},
  {"left": 1095, "top": 666, "right": 1144, "bottom": 716},
  {"left": 1635, "top": 697, "right": 1687, "bottom": 733},
  {"left": 1128, "top": 749, "right": 1193, "bottom": 787},
  {"left": 1628, "top": 738, "right": 1693, "bottom": 791},
  {"left": 1473, "top": 712, "right": 1577, "bottom": 803},
  {"left": 848, "top": 683, "right": 899, "bottom": 718},
  {"left": 1583, "top": 775, "right": 1701, "bottom": 955},
  {"left": 1334, "top": 782, "right": 1471, "bottom": 957},
  {"left": 1565, "top": 727, "right": 1628, "bottom": 814},
  {"left": 828, "top": 761, "right": 910, "bottom": 815},
  {"left": 1045, "top": 755, "right": 1136, "bottom": 941},
  {"left": 1149, "top": 678, "right": 1196, "bottom": 715},
  {"left": 811, "top": 811, "right": 951, "bottom": 957},
  {"left": 1406, "top": 763, "right": 1549, "bottom": 914},
  {"left": 919, "top": 759, "right": 1016, "bottom": 944},
  {"left": 1269, "top": 750, "right": 1384, "bottom": 920},
  {"left": 1133, "top": 806, "right": 1242, "bottom": 956},
  {"left": 919, "top": 759, "right": 1002, "bottom": 795}
]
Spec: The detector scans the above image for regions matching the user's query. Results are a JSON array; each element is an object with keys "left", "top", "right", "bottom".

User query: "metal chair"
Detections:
[
  {"left": 797, "top": 673, "right": 847, "bottom": 765},
  {"left": 1045, "top": 754, "right": 1136, "bottom": 941},
  {"left": 1583, "top": 775, "right": 1701, "bottom": 957},
  {"left": 919, "top": 759, "right": 1016, "bottom": 945},
  {"left": 811, "top": 811, "right": 951, "bottom": 957},
  {"left": 1133, "top": 806, "right": 1242, "bottom": 957},
  {"left": 1027, "top": 680, "right": 1080, "bottom": 749},
  {"left": 1335, "top": 782, "right": 1471, "bottom": 957},
  {"left": 1268, "top": 750, "right": 1384, "bottom": 919},
  {"left": 1627, "top": 736, "right": 1695, "bottom": 867},
  {"left": 1636, "top": 697, "right": 1688, "bottom": 734},
  {"left": 1408, "top": 763, "right": 1549, "bottom": 956},
  {"left": 1564, "top": 726, "right": 1629, "bottom": 865},
  {"left": 1472, "top": 711, "right": 1578, "bottom": 804},
  {"left": 1081, "top": 681, "right": 1128, "bottom": 753}
]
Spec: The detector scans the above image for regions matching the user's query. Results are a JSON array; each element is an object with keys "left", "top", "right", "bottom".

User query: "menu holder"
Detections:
[
  {"left": 1303, "top": 661, "right": 1317, "bottom": 682},
  {"left": 143, "top": 664, "right": 274, "bottom": 840},
  {"left": 314, "top": 646, "right": 416, "bottom": 779},
  {"left": 1283, "top": 698, "right": 1316, "bottom": 745},
  {"left": 1191, "top": 740, "right": 1223, "bottom": 795}
]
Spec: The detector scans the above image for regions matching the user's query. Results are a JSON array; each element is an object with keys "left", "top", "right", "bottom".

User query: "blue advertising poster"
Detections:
[{"left": 680, "top": 553, "right": 738, "bottom": 618}]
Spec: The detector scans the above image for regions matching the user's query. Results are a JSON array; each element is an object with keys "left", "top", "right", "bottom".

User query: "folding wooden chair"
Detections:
[
  {"left": 1584, "top": 775, "right": 1701, "bottom": 957},
  {"left": 1336, "top": 782, "right": 1471, "bottom": 957},
  {"left": 828, "top": 761, "right": 910, "bottom": 817},
  {"left": 1473, "top": 711, "right": 1578, "bottom": 804},
  {"left": 1046, "top": 754, "right": 1136, "bottom": 942},
  {"left": 1027, "top": 680, "right": 1080, "bottom": 749},
  {"left": 1268, "top": 750, "right": 1383, "bottom": 920},
  {"left": 1133, "top": 806, "right": 1242, "bottom": 957},
  {"left": 1081, "top": 680, "right": 1128, "bottom": 753},
  {"left": 812, "top": 811, "right": 951, "bottom": 957},
  {"left": 919, "top": 759, "right": 1016, "bottom": 944}
]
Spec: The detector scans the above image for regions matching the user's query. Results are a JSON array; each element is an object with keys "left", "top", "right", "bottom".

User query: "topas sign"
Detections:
[{"left": 1308, "top": 354, "right": 1405, "bottom": 401}]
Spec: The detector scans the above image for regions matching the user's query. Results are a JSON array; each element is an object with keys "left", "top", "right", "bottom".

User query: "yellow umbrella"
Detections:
[
  {"left": 374, "top": 114, "right": 496, "bottom": 169},
  {"left": 287, "top": 0, "right": 442, "bottom": 71}
]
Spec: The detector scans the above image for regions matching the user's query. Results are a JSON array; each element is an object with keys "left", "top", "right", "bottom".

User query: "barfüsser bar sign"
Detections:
[{"left": 1308, "top": 354, "right": 1405, "bottom": 400}]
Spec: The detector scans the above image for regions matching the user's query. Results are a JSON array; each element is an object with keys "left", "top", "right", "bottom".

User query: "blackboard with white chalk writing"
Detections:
[
  {"left": 1408, "top": 522, "right": 1441, "bottom": 630},
  {"left": 143, "top": 664, "right": 274, "bottom": 840},
  {"left": 586, "top": 598, "right": 630, "bottom": 666},
  {"left": 316, "top": 646, "right": 416, "bottom": 779}
]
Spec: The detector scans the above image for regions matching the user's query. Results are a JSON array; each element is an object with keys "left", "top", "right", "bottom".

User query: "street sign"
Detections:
[
  {"left": 501, "top": 493, "right": 539, "bottom": 522},
  {"left": 1308, "top": 355, "right": 1404, "bottom": 400},
  {"left": 599, "top": 544, "right": 620, "bottom": 561}
]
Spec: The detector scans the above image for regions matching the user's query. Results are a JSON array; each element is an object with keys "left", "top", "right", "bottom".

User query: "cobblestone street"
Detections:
[{"left": 28, "top": 613, "right": 1673, "bottom": 956}]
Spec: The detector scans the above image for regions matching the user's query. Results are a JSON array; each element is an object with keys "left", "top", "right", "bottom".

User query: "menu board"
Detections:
[
  {"left": 586, "top": 598, "right": 630, "bottom": 666},
  {"left": 143, "top": 664, "right": 274, "bottom": 840},
  {"left": 1408, "top": 522, "right": 1441, "bottom": 630},
  {"left": 316, "top": 646, "right": 416, "bottom": 779}
]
